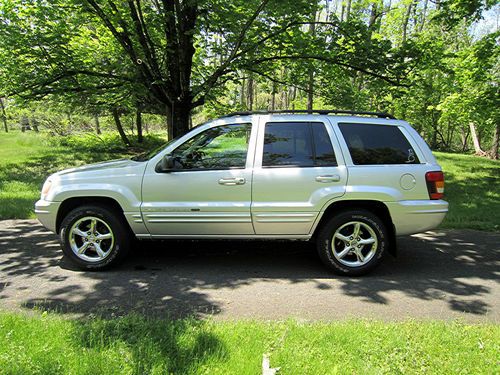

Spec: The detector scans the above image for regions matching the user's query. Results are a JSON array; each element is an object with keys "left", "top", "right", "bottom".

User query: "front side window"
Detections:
[
  {"left": 262, "top": 122, "right": 337, "bottom": 167},
  {"left": 338, "top": 123, "right": 420, "bottom": 165},
  {"left": 171, "top": 123, "right": 251, "bottom": 170}
]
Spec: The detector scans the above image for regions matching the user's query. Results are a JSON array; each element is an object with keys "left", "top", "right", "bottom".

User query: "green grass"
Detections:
[
  {"left": 0, "top": 311, "right": 498, "bottom": 374},
  {"left": 0, "top": 131, "right": 165, "bottom": 219},
  {"left": 435, "top": 152, "right": 500, "bottom": 231},
  {"left": 0, "top": 132, "right": 498, "bottom": 230}
]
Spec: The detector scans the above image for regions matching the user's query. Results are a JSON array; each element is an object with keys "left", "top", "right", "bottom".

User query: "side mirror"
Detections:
[{"left": 155, "top": 154, "right": 175, "bottom": 173}]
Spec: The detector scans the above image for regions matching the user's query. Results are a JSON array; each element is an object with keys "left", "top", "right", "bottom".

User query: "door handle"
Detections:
[
  {"left": 218, "top": 177, "right": 246, "bottom": 185},
  {"left": 315, "top": 175, "right": 341, "bottom": 183}
]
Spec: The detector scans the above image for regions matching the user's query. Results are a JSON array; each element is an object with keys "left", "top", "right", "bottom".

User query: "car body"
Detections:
[{"left": 36, "top": 111, "right": 448, "bottom": 275}]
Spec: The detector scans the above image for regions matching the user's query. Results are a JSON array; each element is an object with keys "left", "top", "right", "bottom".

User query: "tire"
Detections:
[
  {"left": 316, "top": 209, "right": 388, "bottom": 276},
  {"left": 59, "top": 205, "right": 131, "bottom": 270}
]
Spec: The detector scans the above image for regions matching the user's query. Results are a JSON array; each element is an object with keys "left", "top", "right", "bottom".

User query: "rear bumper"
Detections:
[
  {"left": 386, "top": 200, "right": 448, "bottom": 236},
  {"left": 35, "top": 199, "right": 61, "bottom": 233}
]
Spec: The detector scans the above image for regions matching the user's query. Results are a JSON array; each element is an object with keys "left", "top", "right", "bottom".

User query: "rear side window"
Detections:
[
  {"left": 338, "top": 123, "right": 420, "bottom": 165},
  {"left": 263, "top": 122, "right": 337, "bottom": 167}
]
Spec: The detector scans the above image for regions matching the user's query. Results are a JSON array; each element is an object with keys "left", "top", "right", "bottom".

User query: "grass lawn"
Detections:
[
  {"left": 435, "top": 152, "right": 500, "bottom": 231},
  {"left": 0, "top": 131, "right": 164, "bottom": 219},
  {"left": 0, "top": 311, "right": 498, "bottom": 374},
  {"left": 0, "top": 131, "right": 498, "bottom": 230}
]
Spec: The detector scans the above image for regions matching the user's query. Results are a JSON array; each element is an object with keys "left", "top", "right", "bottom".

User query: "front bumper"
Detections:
[
  {"left": 35, "top": 199, "right": 61, "bottom": 233},
  {"left": 386, "top": 200, "right": 448, "bottom": 236}
]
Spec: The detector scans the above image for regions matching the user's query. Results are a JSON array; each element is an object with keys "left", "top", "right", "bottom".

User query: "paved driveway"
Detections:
[{"left": 0, "top": 220, "right": 498, "bottom": 322}]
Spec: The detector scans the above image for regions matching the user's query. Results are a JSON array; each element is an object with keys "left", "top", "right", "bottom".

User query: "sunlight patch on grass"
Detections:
[
  {"left": 0, "top": 311, "right": 498, "bottom": 374},
  {"left": 435, "top": 152, "right": 500, "bottom": 231}
]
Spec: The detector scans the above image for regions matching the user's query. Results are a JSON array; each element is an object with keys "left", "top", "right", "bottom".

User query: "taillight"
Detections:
[{"left": 425, "top": 171, "right": 445, "bottom": 200}]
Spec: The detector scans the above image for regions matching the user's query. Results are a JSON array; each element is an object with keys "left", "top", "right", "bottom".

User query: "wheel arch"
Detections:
[
  {"left": 312, "top": 200, "right": 397, "bottom": 256},
  {"left": 56, "top": 196, "right": 128, "bottom": 234}
]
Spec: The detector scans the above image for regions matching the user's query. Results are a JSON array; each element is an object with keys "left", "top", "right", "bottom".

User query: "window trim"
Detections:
[{"left": 261, "top": 121, "right": 338, "bottom": 169}]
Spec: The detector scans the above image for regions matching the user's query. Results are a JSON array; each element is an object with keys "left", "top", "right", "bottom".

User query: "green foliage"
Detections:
[
  {"left": 0, "top": 311, "right": 498, "bottom": 374},
  {"left": 0, "top": 0, "right": 498, "bottom": 151},
  {"left": 438, "top": 31, "right": 500, "bottom": 140}
]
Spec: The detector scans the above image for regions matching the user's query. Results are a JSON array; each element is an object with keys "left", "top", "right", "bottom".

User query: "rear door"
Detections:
[{"left": 251, "top": 116, "right": 347, "bottom": 235}]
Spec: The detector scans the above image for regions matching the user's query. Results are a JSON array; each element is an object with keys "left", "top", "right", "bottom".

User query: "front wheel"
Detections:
[
  {"left": 60, "top": 205, "right": 131, "bottom": 270},
  {"left": 316, "top": 209, "right": 388, "bottom": 276}
]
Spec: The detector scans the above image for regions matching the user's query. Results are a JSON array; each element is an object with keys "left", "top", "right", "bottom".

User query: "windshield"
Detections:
[{"left": 130, "top": 136, "right": 181, "bottom": 162}]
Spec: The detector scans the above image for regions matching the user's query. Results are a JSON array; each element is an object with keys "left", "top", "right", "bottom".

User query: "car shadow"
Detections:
[{"left": 0, "top": 220, "right": 498, "bottom": 319}]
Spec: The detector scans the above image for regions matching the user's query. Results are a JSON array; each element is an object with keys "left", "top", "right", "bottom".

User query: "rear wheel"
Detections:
[
  {"left": 317, "top": 209, "right": 388, "bottom": 276},
  {"left": 60, "top": 205, "right": 131, "bottom": 270}
]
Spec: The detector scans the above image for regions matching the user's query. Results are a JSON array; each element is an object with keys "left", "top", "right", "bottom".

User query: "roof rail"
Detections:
[{"left": 219, "top": 109, "right": 396, "bottom": 120}]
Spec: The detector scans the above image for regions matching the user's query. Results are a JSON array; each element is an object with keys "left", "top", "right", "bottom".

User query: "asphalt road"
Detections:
[{"left": 0, "top": 219, "right": 498, "bottom": 322}]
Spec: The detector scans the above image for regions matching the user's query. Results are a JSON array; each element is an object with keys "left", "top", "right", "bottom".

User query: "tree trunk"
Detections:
[
  {"left": 345, "top": 0, "right": 352, "bottom": 20},
  {"left": 270, "top": 81, "right": 276, "bottom": 111},
  {"left": 21, "top": 115, "right": 29, "bottom": 132},
  {"left": 247, "top": 74, "right": 254, "bottom": 110},
  {"left": 136, "top": 109, "right": 143, "bottom": 143},
  {"left": 290, "top": 86, "right": 297, "bottom": 110},
  {"left": 31, "top": 117, "right": 39, "bottom": 132},
  {"left": 94, "top": 114, "right": 101, "bottom": 135},
  {"left": 240, "top": 76, "right": 246, "bottom": 107},
  {"left": 488, "top": 123, "right": 499, "bottom": 160},
  {"left": 0, "top": 98, "right": 7, "bottom": 133},
  {"left": 469, "top": 122, "right": 486, "bottom": 156},
  {"left": 460, "top": 126, "right": 470, "bottom": 152},
  {"left": 166, "top": 102, "right": 191, "bottom": 140},
  {"left": 368, "top": 2, "right": 382, "bottom": 37},
  {"left": 307, "top": 11, "right": 316, "bottom": 112},
  {"left": 67, "top": 113, "right": 73, "bottom": 134},
  {"left": 418, "top": 0, "right": 429, "bottom": 32},
  {"left": 112, "top": 108, "right": 131, "bottom": 146},
  {"left": 402, "top": 1, "right": 414, "bottom": 44}
]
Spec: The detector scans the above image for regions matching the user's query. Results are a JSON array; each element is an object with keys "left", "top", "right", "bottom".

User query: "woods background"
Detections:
[{"left": 0, "top": 0, "right": 498, "bottom": 158}]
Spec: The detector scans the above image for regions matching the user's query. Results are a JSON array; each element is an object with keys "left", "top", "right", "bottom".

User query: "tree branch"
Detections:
[
  {"left": 243, "top": 67, "right": 309, "bottom": 92},
  {"left": 84, "top": 0, "right": 171, "bottom": 103},
  {"left": 233, "top": 21, "right": 343, "bottom": 60},
  {"left": 194, "top": 0, "right": 270, "bottom": 98},
  {"left": 249, "top": 55, "right": 409, "bottom": 86},
  {"left": 127, "top": 0, "right": 161, "bottom": 77}
]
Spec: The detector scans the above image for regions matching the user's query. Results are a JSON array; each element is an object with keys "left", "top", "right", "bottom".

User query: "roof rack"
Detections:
[{"left": 219, "top": 109, "right": 396, "bottom": 120}]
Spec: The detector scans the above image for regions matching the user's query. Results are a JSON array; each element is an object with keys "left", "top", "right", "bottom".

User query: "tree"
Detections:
[
  {"left": 439, "top": 31, "right": 500, "bottom": 158},
  {"left": 0, "top": 0, "right": 410, "bottom": 139},
  {"left": 0, "top": 97, "right": 7, "bottom": 132}
]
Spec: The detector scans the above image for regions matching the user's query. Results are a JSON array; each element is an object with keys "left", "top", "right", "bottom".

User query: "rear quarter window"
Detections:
[{"left": 338, "top": 123, "right": 420, "bottom": 165}]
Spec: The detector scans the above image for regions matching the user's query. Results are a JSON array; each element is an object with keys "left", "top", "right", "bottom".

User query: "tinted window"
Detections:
[
  {"left": 338, "top": 123, "right": 420, "bottom": 165},
  {"left": 312, "top": 122, "right": 337, "bottom": 166},
  {"left": 172, "top": 123, "right": 251, "bottom": 170},
  {"left": 263, "top": 122, "right": 337, "bottom": 167}
]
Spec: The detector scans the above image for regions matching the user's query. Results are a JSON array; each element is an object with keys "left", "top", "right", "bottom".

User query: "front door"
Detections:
[{"left": 141, "top": 122, "right": 255, "bottom": 236}]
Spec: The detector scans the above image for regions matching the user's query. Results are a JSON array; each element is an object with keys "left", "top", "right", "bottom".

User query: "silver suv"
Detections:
[{"left": 36, "top": 110, "right": 448, "bottom": 276}]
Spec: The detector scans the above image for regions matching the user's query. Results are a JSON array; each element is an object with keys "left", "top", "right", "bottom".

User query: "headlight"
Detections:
[{"left": 41, "top": 179, "right": 53, "bottom": 200}]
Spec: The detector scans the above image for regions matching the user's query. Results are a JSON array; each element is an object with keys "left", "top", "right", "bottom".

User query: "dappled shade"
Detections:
[{"left": 0, "top": 220, "right": 498, "bottom": 321}]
